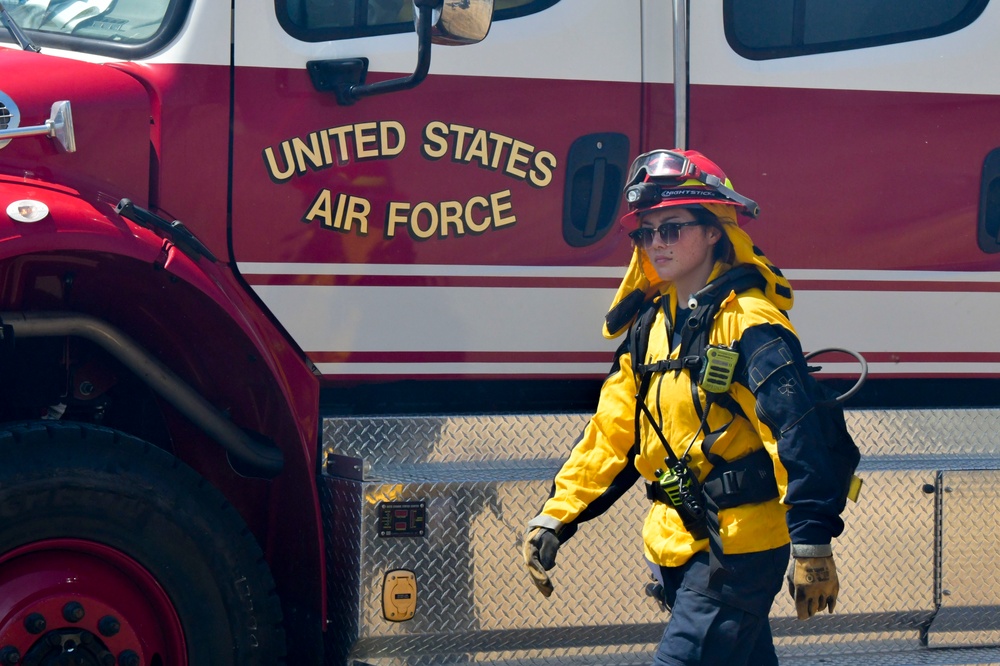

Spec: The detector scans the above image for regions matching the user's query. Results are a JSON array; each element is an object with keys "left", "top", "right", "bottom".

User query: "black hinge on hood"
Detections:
[{"left": 116, "top": 199, "right": 217, "bottom": 262}]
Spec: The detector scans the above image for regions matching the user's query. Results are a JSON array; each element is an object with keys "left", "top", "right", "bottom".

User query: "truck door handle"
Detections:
[
  {"left": 583, "top": 157, "right": 608, "bottom": 239},
  {"left": 562, "top": 133, "right": 630, "bottom": 247},
  {"left": 978, "top": 147, "right": 1000, "bottom": 253}
]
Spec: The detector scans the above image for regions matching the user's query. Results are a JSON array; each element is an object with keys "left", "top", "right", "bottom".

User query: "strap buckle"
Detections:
[{"left": 721, "top": 469, "right": 742, "bottom": 497}]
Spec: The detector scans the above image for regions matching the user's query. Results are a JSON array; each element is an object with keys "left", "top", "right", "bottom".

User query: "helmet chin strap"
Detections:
[{"left": 698, "top": 173, "right": 760, "bottom": 218}]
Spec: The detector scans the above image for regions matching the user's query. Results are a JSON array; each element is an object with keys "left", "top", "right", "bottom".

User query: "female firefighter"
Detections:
[{"left": 522, "top": 150, "right": 850, "bottom": 665}]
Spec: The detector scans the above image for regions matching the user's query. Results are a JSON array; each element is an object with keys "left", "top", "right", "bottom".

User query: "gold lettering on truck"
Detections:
[
  {"left": 419, "top": 121, "right": 556, "bottom": 186},
  {"left": 384, "top": 190, "right": 514, "bottom": 240},
  {"left": 263, "top": 121, "right": 407, "bottom": 182},
  {"left": 261, "top": 120, "right": 558, "bottom": 243},
  {"left": 303, "top": 191, "right": 370, "bottom": 235}
]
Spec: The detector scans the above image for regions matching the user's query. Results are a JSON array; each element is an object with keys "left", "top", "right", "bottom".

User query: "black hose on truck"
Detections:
[{"left": 0, "top": 311, "right": 284, "bottom": 477}]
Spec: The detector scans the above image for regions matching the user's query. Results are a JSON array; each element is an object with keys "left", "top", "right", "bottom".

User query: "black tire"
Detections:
[{"left": 0, "top": 421, "right": 286, "bottom": 666}]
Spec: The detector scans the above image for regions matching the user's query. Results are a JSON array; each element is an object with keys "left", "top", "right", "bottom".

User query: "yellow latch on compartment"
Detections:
[{"left": 382, "top": 569, "right": 417, "bottom": 622}]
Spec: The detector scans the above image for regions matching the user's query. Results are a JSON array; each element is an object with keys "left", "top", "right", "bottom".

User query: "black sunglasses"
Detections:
[{"left": 628, "top": 221, "right": 705, "bottom": 248}]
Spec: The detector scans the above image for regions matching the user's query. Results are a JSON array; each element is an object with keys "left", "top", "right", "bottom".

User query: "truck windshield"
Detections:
[{"left": 0, "top": 0, "right": 183, "bottom": 55}]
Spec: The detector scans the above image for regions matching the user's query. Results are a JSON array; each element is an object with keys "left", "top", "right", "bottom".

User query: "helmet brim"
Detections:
[{"left": 619, "top": 199, "right": 745, "bottom": 229}]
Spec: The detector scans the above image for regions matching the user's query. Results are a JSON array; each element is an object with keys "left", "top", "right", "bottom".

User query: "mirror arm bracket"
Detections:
[{"left": 307, "top": 5, "right": 434, "bottom": 106}]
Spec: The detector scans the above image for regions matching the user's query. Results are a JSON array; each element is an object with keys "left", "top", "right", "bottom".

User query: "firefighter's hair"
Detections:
[{"left": 688, "top": 206, "right": 734, "bottom": 264}]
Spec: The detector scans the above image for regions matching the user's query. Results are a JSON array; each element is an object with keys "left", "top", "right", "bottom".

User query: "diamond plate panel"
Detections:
[
  {"left": 320, "top": 409, "right": 1000, "bottom": 664},
  {"left": 928, "top": 470, "right": 1000, "bottom": 647},
  {"left": 847, "top": 409, "right": 1000, "bottom": 465},
  {"left": 322, "top": 476, "right": 364, "bottom": 666},
  {"left": 323, "top": 414, "right": 588, "bottom": 467},
  {"left": 772, "top": 469, "right": 936, "bottom": 619}
]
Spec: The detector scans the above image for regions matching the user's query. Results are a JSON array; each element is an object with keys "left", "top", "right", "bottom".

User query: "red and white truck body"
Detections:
[{"left": 1, "top": 0, "right": 1000, "bottom": 664}]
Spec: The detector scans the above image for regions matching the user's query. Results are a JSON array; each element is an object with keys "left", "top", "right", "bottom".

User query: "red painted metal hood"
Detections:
[{"left": 0, "top": 47, "right": 151, "bottom": 207}]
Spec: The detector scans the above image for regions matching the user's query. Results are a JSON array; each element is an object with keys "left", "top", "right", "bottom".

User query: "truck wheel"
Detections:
[{"left": 0, "top": 421, "right": 286, "bottom": 666}]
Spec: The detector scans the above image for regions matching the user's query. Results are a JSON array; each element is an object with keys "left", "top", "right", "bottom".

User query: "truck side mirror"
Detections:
[
  {"left": 307, "top": 0, "right": 494, "bottom": 106},
  {"left": 430, "top": 0, "right": 493, "bottom": 45}
]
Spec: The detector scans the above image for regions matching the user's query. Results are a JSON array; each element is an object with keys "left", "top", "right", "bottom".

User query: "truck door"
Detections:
[
  {"left": 682, "top": 3, "right": 1000, "bottom": 649},
  {"left": 686, "top": 0, "right": 1000, "bottom": 380},
  {"left": 230, "top": 0, "right": 659, "bottom": 384}
]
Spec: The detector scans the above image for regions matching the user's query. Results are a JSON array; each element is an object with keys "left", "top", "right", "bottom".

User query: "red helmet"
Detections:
[{"left": 618, "top": 149, "right": 760, "bottom": 228}]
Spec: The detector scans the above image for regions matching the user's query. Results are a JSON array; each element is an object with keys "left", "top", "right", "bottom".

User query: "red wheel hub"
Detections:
[{"left": 0, "top": 539, "right": 186, "bottom": 665}]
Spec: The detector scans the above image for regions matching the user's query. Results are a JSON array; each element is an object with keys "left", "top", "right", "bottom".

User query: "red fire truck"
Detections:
[{"left": 2, "top": 0, "right": 1000, "bottom": 664}]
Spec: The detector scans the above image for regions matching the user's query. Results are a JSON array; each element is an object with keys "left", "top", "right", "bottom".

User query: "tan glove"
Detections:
[
  {"left": 522, "top": 527, "right": 560, "bottom": 598},
  {"left": 787, "top": 555, "right": 839, "bottom": 620}
]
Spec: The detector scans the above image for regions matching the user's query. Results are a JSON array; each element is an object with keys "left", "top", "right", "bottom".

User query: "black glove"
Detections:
[{"left": 522, "top": 526, "right": 560, "bottom": 597}]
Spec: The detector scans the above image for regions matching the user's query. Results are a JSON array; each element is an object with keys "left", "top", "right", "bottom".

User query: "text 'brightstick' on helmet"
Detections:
[{"left": 618, "top": 149, "right": 761, "bottom": 228}]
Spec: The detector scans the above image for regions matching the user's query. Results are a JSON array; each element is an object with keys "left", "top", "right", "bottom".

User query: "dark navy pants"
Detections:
[{"left": 651, "top": 544, "right": 789, "bottom": 666}]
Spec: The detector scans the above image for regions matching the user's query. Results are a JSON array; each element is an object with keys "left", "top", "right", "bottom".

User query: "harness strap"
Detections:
[
  {"left": 700, "top": 392, "right": 747, "bottom": 466},
  {"left": 635, "top": 372, "right": 681, "bottom": 469},
  {"left": 637, "top": 357, "right": 699, "bottom": 374},
  {"left": 697, "top": 409, "right": 732, "bottom": 468},
  {"left": 702, "top": 493, "right": 727, "bottom": 587},
  {"left": 701, "top": 448, "right": 778, "bottom": 508},
  {"left": 645, "top": 448, "right": 777, "bottom": 512}
]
